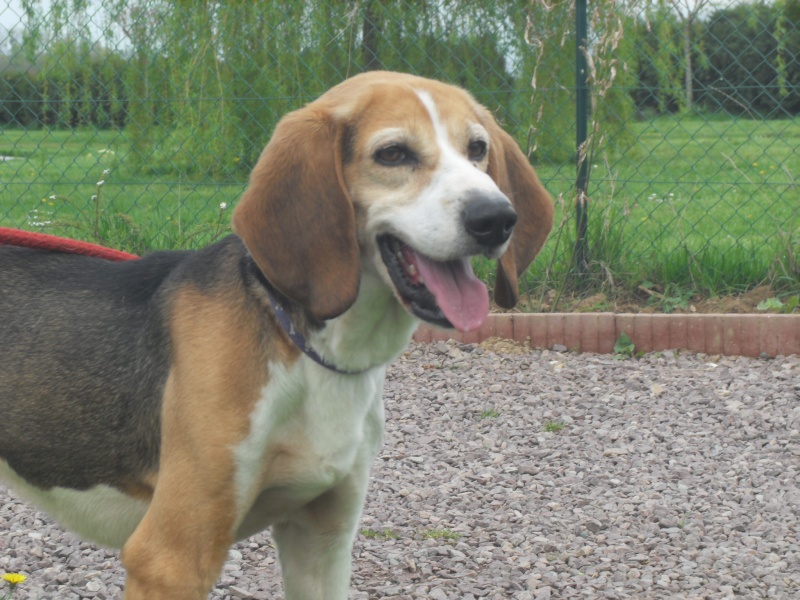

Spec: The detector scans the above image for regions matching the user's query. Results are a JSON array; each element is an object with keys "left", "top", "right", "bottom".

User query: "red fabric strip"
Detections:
[{"left": 0, "top": 227, "right": 139, "bottom": 261}]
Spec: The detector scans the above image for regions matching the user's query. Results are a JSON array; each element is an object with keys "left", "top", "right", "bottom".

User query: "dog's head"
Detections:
[{"left": 233, "top": 71, "right": 554, "bottom": 331}]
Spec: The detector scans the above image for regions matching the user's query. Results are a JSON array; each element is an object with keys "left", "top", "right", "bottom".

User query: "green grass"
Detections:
[
  {"left": 421, "top": 528, "right": 461, "bottom": 541},
  {"left": 0, "top": 128, "right": 243, "bottom": 253},
  {"left": 360, "top": 528, "right": 399, "bottom": 540},
  {"left": 361, "top": 527, "right": 461, "bottom": 542},
  {"left": 2, "top": 116, "right": 798, "bottom": 299},
  {"left": 542, "top": 419, "right": 565, "bottom": 433},
  {"left": 480, "top": 408, "right": 500, "bottom": 419},
  {"left": 520, "top": 115, "right": 800, "bottom": 301}
]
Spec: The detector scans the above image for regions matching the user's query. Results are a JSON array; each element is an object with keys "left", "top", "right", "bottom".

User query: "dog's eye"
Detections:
[
  {"left": 467, "top": 140, "right": 488, "bottom": 162},
  {"left": 375, "top": 145, "right": 411, "bottom": 166}
]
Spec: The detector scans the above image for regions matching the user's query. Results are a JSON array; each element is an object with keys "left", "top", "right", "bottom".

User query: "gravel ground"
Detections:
[{"left": 2, "top": 340, "right": 799, "bottom": 599}]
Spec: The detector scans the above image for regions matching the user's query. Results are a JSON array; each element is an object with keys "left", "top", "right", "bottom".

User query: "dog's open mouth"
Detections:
[{"left": 377, "top": 234, "right": 489, "bottom": 332}]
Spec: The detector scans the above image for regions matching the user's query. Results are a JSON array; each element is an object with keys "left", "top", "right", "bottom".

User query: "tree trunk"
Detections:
[
  {"left": 362, "top": 0, "right": 382, "bottom": 72},
  {"left": 683, "top": 15, "right": 694, "bottom": 112}
]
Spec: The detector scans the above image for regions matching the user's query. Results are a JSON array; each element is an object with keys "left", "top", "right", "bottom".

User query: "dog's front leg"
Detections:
[
  {"left": 119, "top": 455, "right": 237, "bottom": 600},
  {"left": 120, "top": 369, "right": 242, "bottom": 600},
  {"left": 273, "top": 467, "right": 370, "bottom": 600},
  {"left": 121, "top": 506, "right": 232, "bottom": 600}
]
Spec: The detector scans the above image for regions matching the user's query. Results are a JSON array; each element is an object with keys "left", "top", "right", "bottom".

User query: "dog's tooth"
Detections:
[{"left": 406, "top": 263, "right": 418, "bottom": 277}]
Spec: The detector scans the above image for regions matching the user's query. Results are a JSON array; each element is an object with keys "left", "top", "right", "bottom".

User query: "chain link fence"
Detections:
[{"left": 1, "top": 0, "right": 798, "bottom": 307}]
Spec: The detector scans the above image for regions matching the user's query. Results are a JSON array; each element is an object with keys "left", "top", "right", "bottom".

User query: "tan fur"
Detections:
[
  {"left": 232, "top": 106, "right": 359, "bottom": 322},
  {"left": 121, "top": 287, "right": 294, "bottom": 599},
  {"left": 342, "top": 91, "right": 442, "bottom": 217},
  {"left": 483, "top": 115, "right": 554, "bottom": 308},
  {"left": 119, "top": 477, "right": 157, "bottom": 502}
]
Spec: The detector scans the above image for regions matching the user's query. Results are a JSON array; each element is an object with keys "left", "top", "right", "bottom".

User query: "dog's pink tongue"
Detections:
[{"left": 413, "top": 252, "right": 490, "bottom": 332}]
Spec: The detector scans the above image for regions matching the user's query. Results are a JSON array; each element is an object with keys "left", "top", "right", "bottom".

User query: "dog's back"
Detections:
[{"left": 0, "top": 246, "right": 186, "bottom": 491}]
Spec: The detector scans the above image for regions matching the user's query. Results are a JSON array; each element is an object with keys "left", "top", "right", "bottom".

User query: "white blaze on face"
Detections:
[{"left": 413, "top": 89, "right": 499, "bottom": 206}]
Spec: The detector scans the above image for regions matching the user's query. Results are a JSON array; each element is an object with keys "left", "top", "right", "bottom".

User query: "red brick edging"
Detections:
[{"left": 413, "top": 313, "right": 800, "bottom": 358}]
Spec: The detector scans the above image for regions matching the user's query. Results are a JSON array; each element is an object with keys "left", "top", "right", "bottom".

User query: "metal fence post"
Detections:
[{"left": 575, "top": 0, "right": 590, "bottom": 275}]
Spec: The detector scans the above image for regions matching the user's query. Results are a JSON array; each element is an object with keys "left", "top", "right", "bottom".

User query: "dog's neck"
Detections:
[
  {"left": 263, "top": 284, "right": 367, "bottom": 375},
  {"left": 247, "top": 256, "right": 418, "bottom": 374},
  {"left": 308, "top": 263, "right": 419, "bottom": 374}
]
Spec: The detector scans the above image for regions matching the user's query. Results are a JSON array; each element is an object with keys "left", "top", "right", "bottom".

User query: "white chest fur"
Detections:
[
  {"left": 231, "top": 265, "right": 418, "bottom": 539},
  {"left": 232, "top": 359, "right": 387, "bottom": 539}
]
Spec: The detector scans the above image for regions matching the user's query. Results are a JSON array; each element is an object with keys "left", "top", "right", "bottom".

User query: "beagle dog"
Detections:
[{"left": 0, "top": 71, "right": 553, "bottom": 599}]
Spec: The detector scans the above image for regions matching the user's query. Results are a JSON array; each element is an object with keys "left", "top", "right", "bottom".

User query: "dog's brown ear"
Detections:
[
  {"left": 484, "top": 116, "right": 554, "bottom": 309},
  {"left": 233, "top": 105, "right": 359, "bottom": 321}
]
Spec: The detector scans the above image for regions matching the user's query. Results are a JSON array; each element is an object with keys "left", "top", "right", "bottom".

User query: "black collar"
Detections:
[{"left": 248, "top": 260, "right": 366, "bottom": 376}]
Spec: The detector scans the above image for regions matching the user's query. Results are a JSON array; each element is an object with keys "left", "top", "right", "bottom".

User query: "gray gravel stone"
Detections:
[{"left": 2, "top": 342, "right": 800, "bottom": 598}]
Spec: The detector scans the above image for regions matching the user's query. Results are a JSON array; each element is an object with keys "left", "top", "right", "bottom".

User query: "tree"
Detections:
[
  {"left": 776, "top": 0, "right": 800, "bottom": 114},
  {"left": 672, "top": 0, "right": 710, "bottom": 112},
  {"left": 633, "top": 0, "right": 709, "bottom": 114},
  {"left": 698, "top": 2, "right": 785, "bottom": 115},
  {"left": 362, "top": 0, "right": 382, "bottom": 71}
]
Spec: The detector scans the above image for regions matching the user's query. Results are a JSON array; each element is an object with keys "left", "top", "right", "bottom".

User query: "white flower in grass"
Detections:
[
  {"left": 97, "top": 180, "right": 105, "bottom": 187},
  {"left": 220, "top": 202, "right": 228, "bottom": 210}
]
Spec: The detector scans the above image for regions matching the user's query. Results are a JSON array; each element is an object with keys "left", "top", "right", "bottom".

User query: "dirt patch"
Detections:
[
  {"left": 478, "top": 336, "right": 531, "bottom": 354},
  {"left": 523, "top": 284, "right": 796, "bottom": 314}
]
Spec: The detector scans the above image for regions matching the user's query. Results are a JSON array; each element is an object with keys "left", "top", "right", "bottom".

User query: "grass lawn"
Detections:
[
  {"left": 526, "top": 115, "right": 800, "bottom": 298},
  {"left": 2, "top": 116, "right": 798, "bottom": 300},
  {"left": 0, "top": 128, "right": 245, "bottom": 253}
]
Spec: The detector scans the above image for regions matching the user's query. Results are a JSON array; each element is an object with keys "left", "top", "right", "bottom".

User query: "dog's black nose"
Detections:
[{"left": 463, "top": 192, "right": 518, "bottom": 248}]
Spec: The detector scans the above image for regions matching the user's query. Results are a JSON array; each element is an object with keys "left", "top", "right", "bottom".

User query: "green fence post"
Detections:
[{"left": 575, "top": 0, "right": 589, "bottom": 276}]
